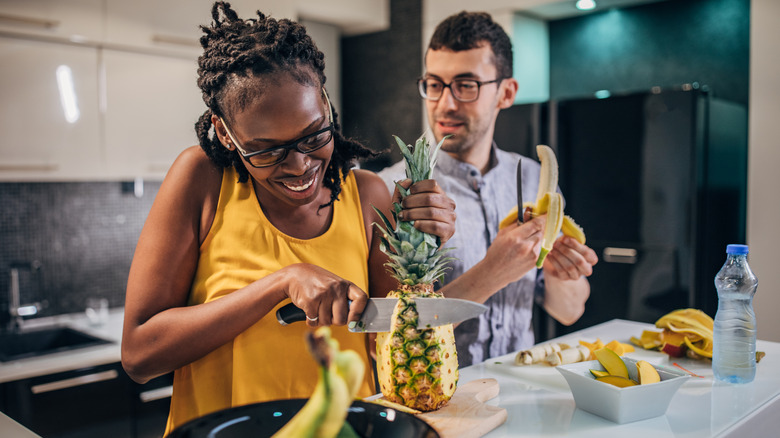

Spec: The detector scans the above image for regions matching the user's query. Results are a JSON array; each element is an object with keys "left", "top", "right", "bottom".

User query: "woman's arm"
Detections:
[
  {"left": 121, "top": 147, "right": 283, "bottom": 382},
  {"left": 354, "top": 169, "right": 397, "bottom": 300}
]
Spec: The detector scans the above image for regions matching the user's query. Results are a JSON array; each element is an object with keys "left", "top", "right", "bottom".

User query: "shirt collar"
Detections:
[{"left": 436, "top": 142, "right": 502, "bottom": 180}]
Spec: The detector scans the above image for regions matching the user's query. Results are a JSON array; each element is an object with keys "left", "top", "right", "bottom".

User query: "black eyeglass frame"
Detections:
[
  {"left": 417, "top": 77, "right": 505, "bottom": 103},
  {"left": 220, "top": 88, "right": 335, "bottom": 168}
]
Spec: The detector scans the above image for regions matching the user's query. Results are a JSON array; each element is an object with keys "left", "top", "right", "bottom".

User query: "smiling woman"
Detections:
[{"left": 118, "top": 1, "right": 457, "bottom": 435}]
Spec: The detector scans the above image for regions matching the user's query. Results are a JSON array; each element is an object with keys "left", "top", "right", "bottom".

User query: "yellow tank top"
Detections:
[{"left": 164, "top": 168, "right": 374, "bottom": 435}]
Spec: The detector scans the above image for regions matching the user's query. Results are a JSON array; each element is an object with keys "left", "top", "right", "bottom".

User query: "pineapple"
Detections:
[{"left": 372, "top": 135, "right": 459, "bottom": 412}]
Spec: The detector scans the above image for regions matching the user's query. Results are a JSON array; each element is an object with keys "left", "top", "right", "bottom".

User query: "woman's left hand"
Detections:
[{"left": 393, "top": 179, "right": 456, "bottom": 245}]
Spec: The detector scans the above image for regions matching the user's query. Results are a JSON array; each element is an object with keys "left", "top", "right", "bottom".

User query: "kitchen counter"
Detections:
[
  {"left": 0, "top": 309, "right": 126, "bottom": 438},
  {"left": 3, "top": 315, "right": 777, "bottom": 437},
  {"left": 0, "top": 411, "right": 40, "bottom": 438},
  {"left": 0, "top": 308, "right": 124, "bottom": 383},
  {"left": 462, "top": 319, "right": 779, "bottom": 438}
]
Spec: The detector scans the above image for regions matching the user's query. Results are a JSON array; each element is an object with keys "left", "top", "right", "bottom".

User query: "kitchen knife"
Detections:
[
  {"left": 516, "top": 159, "right": 524, "bottom": 224},
  {"left": 276, "top": 298, "right": 487, "bottom": 332}
]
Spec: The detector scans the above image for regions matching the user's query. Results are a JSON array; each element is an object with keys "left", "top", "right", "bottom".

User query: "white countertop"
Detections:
[
  {"left": 461, "top": 319, "right": 780, "bottom": 438},
  {"left": 2, "top": 315, "right": 778, "bottom": 437},
  {"left": 0, "top": 411, "right": 40, "bottom": 438},
  {"left": 0, "top": 309, "right": 126, "bottom": 438},
  {"left": 0, "top": 308, "right": 124, "bottom": 383}
]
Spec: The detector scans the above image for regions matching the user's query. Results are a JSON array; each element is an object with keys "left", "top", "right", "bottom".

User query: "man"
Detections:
[{"left": 378, "top": 11, "right": 598, "bottom": 367}]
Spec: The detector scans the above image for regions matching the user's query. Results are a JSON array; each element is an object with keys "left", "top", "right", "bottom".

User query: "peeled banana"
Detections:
[
  {"left": 273, "top": 327, "right": 365, "bottom": 438},
  {"left": 515, "top": 342, "right": 570, "bottom": 365},
  {"left": 498, "top": 145, "right": 586, "bottom": 268}
]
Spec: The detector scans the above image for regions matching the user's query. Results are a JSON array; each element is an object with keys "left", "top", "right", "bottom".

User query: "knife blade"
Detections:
[
  {"left": 276, "top": 298, "right": 487, "bottom": 333},
  {"left": 516, "top": 159, "right": 524, "bottom": 224}
]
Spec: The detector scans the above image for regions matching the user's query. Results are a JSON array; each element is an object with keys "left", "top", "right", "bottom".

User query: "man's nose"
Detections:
[{"left": 436, "top": 86, "right": 459, "bottom": 111}]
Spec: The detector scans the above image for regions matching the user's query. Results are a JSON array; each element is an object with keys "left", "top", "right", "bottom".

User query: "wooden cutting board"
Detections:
[{"left": 417, "top": 378, "right": 507, "bottom": 438}]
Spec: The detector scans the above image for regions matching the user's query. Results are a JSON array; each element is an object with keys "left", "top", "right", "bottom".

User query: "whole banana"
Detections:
[
  {"left": 273, "top": 327, "right": 365, "bottom": 438},
  {"left": 499, "top": 145, "right": 586, "bottom": 267}
]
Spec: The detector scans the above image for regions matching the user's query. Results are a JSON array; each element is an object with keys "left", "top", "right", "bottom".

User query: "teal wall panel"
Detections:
[{"left": 549, "top": 0, "right": 749, "bottom": 104}]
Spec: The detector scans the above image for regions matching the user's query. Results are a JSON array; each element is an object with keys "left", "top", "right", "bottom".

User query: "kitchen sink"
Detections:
[{"left": 0, "top": 326, "right": 113, "bottom": 362}]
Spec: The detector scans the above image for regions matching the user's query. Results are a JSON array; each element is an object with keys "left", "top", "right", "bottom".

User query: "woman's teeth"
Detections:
[{"left": 283, "top": 175, "right": 315, "bottom": 192}]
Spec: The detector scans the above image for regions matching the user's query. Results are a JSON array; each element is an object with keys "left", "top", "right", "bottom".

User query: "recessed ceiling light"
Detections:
[{"left": 576, "top": 0, "right": 597, "bottom": 11}]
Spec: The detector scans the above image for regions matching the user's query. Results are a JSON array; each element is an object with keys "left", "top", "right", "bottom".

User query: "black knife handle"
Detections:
[
  {"left": 276, "top": 301, "right": 357, "bottom": 326},
  {"left": 276, "top": 303, "right": 306, "bottom": 325}
]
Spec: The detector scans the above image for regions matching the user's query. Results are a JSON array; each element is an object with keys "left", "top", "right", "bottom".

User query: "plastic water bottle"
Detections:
[{"left": 712, "top": 244, "right": 758, "bottom": 384}]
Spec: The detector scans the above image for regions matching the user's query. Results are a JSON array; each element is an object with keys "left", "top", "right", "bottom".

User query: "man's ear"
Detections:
[{"left": 498, "top": 77, "right": 519, "bottom": 109}]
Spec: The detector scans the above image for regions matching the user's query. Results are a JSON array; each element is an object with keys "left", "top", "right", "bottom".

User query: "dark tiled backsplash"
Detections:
[{"left": 0, "top": 181, "right": 161, "bottom": 325}]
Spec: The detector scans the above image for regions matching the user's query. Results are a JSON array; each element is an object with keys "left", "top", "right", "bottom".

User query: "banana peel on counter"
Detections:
[
  {"left": 631, "top": 308, "right": 767, "bottom": 362},
  {"left": 273, "top": 327, "right": 364, "bottom": 438},
  {"left": 499, "top": 145, "right": 586, "bottom": 268},
  {"left": 628, "top": 308, "right": 714, "bottom": 360}
]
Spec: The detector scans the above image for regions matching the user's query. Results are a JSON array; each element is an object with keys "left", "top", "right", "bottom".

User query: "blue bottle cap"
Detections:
[{"left": 726, "top": 244, "right": 749, "bottom": 255}]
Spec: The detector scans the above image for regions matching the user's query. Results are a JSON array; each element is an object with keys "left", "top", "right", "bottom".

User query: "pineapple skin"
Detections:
[{"left": 376, "top": 284, "right": 458, "bottom": 412}]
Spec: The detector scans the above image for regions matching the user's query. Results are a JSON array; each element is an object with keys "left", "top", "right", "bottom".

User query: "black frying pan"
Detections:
[{"left": 168, "top": 399, "right": 439, "bottom": 438}]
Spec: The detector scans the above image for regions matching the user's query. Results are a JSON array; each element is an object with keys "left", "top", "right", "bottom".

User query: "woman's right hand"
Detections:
[{"left": 280, "top": 263, "right": 368, "bottom": 327}]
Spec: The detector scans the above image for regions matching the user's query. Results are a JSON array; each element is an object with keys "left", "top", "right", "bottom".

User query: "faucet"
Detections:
[{"left": 8, "top": 260, "right": 43, "bottom": 331}]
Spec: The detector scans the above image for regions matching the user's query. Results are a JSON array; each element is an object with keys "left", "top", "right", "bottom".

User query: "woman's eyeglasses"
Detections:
[{"left": 220, "top": 89, "right": 334, "bottom": 168}]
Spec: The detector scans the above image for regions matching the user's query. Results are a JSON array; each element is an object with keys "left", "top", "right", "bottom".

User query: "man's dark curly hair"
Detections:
[
  {"left": 428, "top": 11, "right": 513, "bottom": 80},
  {"left": 194, "top": 1, "right": 376, "bottom": 207}
]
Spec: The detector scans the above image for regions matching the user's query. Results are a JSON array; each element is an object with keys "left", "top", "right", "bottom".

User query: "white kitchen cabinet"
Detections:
[
  {"left": 0, "top": 0, "right": 358, "bottom": 181},
  {"left": 103, "top": 0, "right": 206, "bottom": 58},
  {"left": 0, "top": 0, "right": 104, "bottom": 42},
  {"left": 102, "top": 0, "right": 300, "bottom": 58},
  {"left": 0, "top": 36, "right": 102, "bottom": 181},
  {"left": 101, "top": 49, "right": 205, "bottom": 179},
  {"left": 0, "top": 37, "right": 205, "bottom": 181}
]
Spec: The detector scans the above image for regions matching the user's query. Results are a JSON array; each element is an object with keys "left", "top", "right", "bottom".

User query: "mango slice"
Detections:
[
  {"left": 636, "top": 360, "right": 661, "bottom": 384},
  {"left": 593, "top": 347, "right": 628, "bottom": 379},
  {"left": 596, "top": 375, "right": 638, "bottom": 388}
]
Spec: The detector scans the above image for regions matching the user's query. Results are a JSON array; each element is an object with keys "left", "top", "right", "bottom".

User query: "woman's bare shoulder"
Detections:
[
  {"left": 162, "top": 147, "right": 222, "bottom": 196},
  {"left": 352, "top": 168, "right": 392, "bottom": 204},
  {"left": 154, "top": 147, "right": 223, "bottom": 237}
]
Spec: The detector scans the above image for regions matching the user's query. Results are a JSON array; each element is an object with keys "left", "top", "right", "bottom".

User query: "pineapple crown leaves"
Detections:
[
  {"left": 371, "top": 134, "right": 456, "bottom": 286},
  {"left": 373, "top": 213, "right": 455, "bottom": 285},
  {"left": 394, "top": 134, "right": 448, "bottom": 184}
]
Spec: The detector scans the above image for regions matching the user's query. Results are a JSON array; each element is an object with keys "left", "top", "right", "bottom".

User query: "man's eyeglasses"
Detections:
[
  {"left": 417, "top": 77, "right": 504, "bottom": 103},
  {"left": 220, "top": 89, "right": 335, "bottom": 168}
]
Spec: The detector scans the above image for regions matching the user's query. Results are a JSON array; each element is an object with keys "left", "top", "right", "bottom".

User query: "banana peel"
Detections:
[
  {"left": 498, "top": 145, "right": 586, "bottom": 268},
  {"left": 629, "top": 308, "right": 714, "bottom": 359},
  {"left": 273, "top": 327, "right": 365, "bottom": 438},
  {"left": 655, "top": 308, "right": 713, "bottom": 358}
]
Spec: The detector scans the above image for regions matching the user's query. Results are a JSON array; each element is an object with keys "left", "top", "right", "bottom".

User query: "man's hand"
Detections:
[
  {"left": 542, "top": 236, "right": 598, "bottom": 281},
  {"left": 480, "top": 215, "right": 546, "bottom": 289},
  {"left": 541, "top": 235, "right": 596, "bottom": 325}
]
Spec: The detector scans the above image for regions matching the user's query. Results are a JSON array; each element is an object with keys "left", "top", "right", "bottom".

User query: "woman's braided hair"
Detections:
[{"left": 195, "top": 1, "right": 376, "bottom": 207}]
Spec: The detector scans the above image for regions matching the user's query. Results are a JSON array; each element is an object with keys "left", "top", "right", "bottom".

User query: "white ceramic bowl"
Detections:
[{"left": 556, "top": 357, "right": 689, "bottom": 424}]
